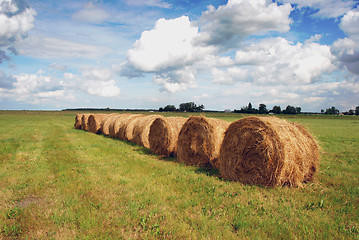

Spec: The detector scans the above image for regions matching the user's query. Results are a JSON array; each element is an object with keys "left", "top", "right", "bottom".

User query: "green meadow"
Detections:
[{"left": 0, "top": 111, "right": 358, "bottom": 239}]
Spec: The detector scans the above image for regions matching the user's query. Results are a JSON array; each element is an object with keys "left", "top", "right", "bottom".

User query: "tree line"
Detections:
[
  {"left": 159, "top": 102, "right": 204, "bottom": 112},
  {"left": 234, "top": 103, "right": 302, "bottom": 115},
  {"left": 66, "top": 103, "right": 358, "bottom": 115}
]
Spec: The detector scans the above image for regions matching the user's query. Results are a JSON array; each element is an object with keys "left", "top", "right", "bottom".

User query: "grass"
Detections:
[{"left": 0, "top": 110, "right": 358, "bottom": 239}]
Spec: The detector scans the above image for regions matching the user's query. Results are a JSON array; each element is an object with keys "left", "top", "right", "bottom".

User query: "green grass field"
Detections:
[{"left": 0, "top": 111, "right": 358, "bottom": 239}]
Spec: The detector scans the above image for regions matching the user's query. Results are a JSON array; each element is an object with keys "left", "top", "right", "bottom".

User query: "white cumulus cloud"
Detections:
[
  {"left": 213, "top": 37, "right": 336, "bottom": 85},
  {"left": 0, "top": 0, "right": 36, "bottom": 47},
  {"left": 78, "top": 67, "right": 121, "bottom": 97},
  {"left": 153, "top": 66, "right": 198, "bottom": 93},
  {"left": 123, "top": 0, "right": 294, "bottom": 93},
  {"left": 198, "top": 0, "right": 292, "bottom": 48},
  {"left": 331, "top": 8, "right": 359, "bottom": 76},
  {"left": 127, "top": 16, "right": 210, "bottom": 72}
]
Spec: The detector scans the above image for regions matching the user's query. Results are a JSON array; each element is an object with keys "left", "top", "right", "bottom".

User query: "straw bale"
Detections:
[
  {"left": 219, "top": 116, "right": 320, "bottom": 187},
  {"left": 132, "top": 115, "right": 162, "bottom": 148},
  {"left": 81, "top": 114, "right": 91, "bottom": 131},
  {"left": 108, "top": 113, "right": 132, "bottom": 138},
  {"left": 177, "top": 116, "right": 230, "bottom": 168},
  {"left": 117, "top": 114, "right": 144, "bottom": 140},
  {"left": 100, "top": 113, "right": 120, "bottom": 136},
  {"left": 88, "top": 114, "right": 107, "bottom": 134},
  {"left": 74, "top": 114, "right": 83, "bottom": 129},
  {"left": 149, "top": 116, "right": 187, "bottom": 157}
]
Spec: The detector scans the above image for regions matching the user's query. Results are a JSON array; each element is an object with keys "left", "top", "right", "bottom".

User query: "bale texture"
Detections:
[
  {"left": 177, "top": 116, "right": 230, "bottom": 168},
  {"left": 100, "top": 113, "right": 120, "bottom": 136},
  {"left": 219, "top": 116, "right": 320, "bottom": 187},
  {"left": 81, "top": 114, "right": 91, "bottom": 131},
  {"left": 74, "top": 114, "right": 83, "bottom": 129},
  {"left": 88, "top": 114, "right": 107, "bottom": 134},
  {"left": 117, "top": 114, "right": 144, "bottom": 140},
  {"left": 149, "top": 117, "right": 187, "bottom": 157},
  {"left": 132, "top": 115, "right": 162, "bottom": 148},
  {"left": 109, "top": 113, "right": 132, "bottom": 138}
]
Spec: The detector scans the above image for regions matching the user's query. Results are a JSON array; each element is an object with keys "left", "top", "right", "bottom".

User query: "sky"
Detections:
[{"left": 0, "top": 0, "right": 358, "bottom": 112}]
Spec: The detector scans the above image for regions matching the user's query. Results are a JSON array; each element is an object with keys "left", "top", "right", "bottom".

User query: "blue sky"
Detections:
[{"left": 0, "top": 0, "right": 358, "bottom": 112}]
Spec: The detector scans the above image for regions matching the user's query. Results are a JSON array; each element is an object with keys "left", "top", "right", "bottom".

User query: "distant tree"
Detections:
[
  {"left": 238, "top": 102, "right": 258, "bottom": 114},
  {"left": 258, "top": 104, "right": 268, "bottom": 114},
  {"left": 272, "top": 105, "right": 281, "bottom": 114},
  {"left": 356, "top": 106, "right": 359, "bottom": 115},
  {"left": 248, "top": 102, "right": 253, "bottom": 111},
  {"left": 325, "top": 106, "right": 339, "bottom": 115},
  {"left": 321, "top": 109, "right": 325, "bottom": 114},
  {"left": 159, "top": 107, "right": 164, "bottom": 112},
  {"left": 346, "top": 109, "right": 355, "bottom": 115},
  {"left": 296, "top": 107, "right": 301, "bottom": 114},
  {"left": 283, "top": 105, "right": 297, "bottom": 114},
  {"left": 196, "top": 104, "right": 204, "bottom": 112},
  {"left": 163, "top": 105, "right": 177, "bottom": 112},
  {"left": 179, "top": 102, "right": 204, "bottom": 112}
]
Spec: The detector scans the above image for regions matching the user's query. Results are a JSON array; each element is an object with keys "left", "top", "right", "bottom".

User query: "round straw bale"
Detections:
[
  {"left": 101, "top": 113, "right": 120, "bottom": 136},
  {"left": 88, "top": 114, "right": 107, "bottom": 134},
  {"left": 149, "top": 116, "right": 187, "bottom": 157},
  {"left": 177, "top": 116, "right": 230, "bottom": 168},
  {"left": 74, "top": 114, "right": 83, "bottom": 129},
  {"left": 290, "top": 122, "right": 320, "bottom": 182},
  {"left": 81, "top": 114, "right": 91, "bottom": 131},
  {"left": 117, "top": 114, "right": 145, "bottom": 140},
  {"left": 108, "top": 113, "right": 132, "bottom": 138},
  {"left": 219, "top": 116, "right": 320, "bottom": 187},
  {"left": 132, "top": 115, "right": 162, "bottom": 148}
]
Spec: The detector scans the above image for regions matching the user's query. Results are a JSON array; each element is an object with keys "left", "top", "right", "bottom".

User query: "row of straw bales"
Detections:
[{"left": 74, "top": 113, "right": 320, "bottom": 187}]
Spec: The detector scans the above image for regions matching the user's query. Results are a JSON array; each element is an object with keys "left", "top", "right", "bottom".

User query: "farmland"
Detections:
[{"left": 0, "top": 111, "right": 358, "bottom": 239}]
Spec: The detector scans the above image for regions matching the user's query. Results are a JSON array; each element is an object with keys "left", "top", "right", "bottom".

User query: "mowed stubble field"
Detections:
[{"left": 0, "top": 111, "right": 358, "bottom": 239}]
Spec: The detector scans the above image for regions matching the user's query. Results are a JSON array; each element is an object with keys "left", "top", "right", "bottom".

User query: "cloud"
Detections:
[
  {"left": 77, "top": 66, "right": 121, "bottom": 97},
  {"left": 219, "top": 77, "right": 359, "bottom": 111},
  {"left": 0, "top": 49, "right": 10, "bottom": 63},
  {"left": 15, "top": 36, "right": 111, "bottom": 59},
  {"left": 213, "top": 37, "right": 336, "bottom": 85},
  {"left": 49, "top": 63, "right": 68, "bottom": 72},
  {"left": 211, "top": 67, "right": 249, "bottom": 85},
  {"left": 0, "top": 69, "right": 15, "bottom": 88},
  {"left": 153, "top": 67, "right": 198, "bottom": 93},
  {"left": 340, "top": 8, "right": 359, "bottom": 37},
  {"left": 279, "top": 0, "right": 356, "bottom": 18},
  {"left": 72, "top": 2, "right": 109, "bottom": 24},
  {"left": 198, "top": 0, "right": 292, "bottom": 48},
  {"left": 0, "top": 0, "right": 35, "bottom": 46},
  {"left": 331, "top": 9, "right": 359, "bottom": 75},
  {"left": 124, "top": 0, "right": 171, "bottom": 9},
  {"left": 127, "top": 16, "right": 210, "bottom": 72},
  {"left": 0, "top": 70, "right": 68, "bottom": 104},
  {"left": 86, "top": 80, "right": 120, "bottom": 97},
  {"left": 123, "top": 1, "right": 293, "bottom": 92},
  {"left": 13, "top": 70, "right": 64, "bottom": 94}
]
